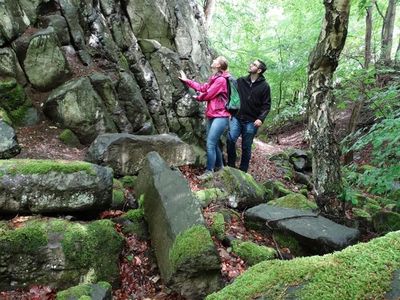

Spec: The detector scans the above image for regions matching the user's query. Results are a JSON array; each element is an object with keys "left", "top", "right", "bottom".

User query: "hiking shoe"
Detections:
[{"left": 197, "top": 171, "right": 213, "bottom": 181}]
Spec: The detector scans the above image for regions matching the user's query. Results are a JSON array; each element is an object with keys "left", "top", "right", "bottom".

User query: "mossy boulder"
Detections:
[
  {"left": 206, "top": 231, "right": 400, "bottom": 300},
  {"left": 59, "top": 129, "right": 81, "bottom": 147},
  {"left": 373, "top": 211, "right": 400, "bottom": 233},
  {"left": 120, "top": 175, "right": 137, "bottom": 188},
  {"left": 135, "top": 152, "right": 221, "bottom": 299},
  {"left": 0, "top": 120, "right": 21, "bottom": 158},
  {"left": 210, "top": 212, "right": 225, "bottom": 240},
  {"left": 263, "top": 180, "right": 292, "bottom": 198},
  {"left": 119, "top": 208, "right": 148, "bottom": 239},
  {"left": 56, "top": 281, "right": 112, "bottom": 300},
  {"left": 111, "top": 179, "right": 125, "bottom": 209},
  {"left": 268, "top": 193, "right": 317, "bottom": 210},
  {"left": 24, "top": 27, "right": 71, "bottom": 91},
  {"left": 231, "top": 240, "right": 276, "bottom": 266},
  {"left": 0, "top": 219, "right": 123, "bottom": 290},
  {"left": 194, "top": 188, "right": 228, "bottom": 208},
  {"left": 210, "top": 167, "right": 268, "bottom": 209},
  {"left": 0, "top": 159, "right": 113, "bottom": 214}
]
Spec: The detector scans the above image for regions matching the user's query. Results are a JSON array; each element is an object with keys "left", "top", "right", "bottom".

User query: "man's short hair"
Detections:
[{"left": 257, "top": 59, "right": 267, "bottom": 74}]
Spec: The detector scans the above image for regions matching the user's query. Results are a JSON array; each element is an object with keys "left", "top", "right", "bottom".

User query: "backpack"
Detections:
[{"left": 225, "top": 76, "right": 240, "bottom": 111}]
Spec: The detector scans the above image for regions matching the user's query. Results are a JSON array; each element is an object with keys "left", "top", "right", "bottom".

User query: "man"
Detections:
[{"left": 227, "top": 59, "right": 271, "bottom": 172}]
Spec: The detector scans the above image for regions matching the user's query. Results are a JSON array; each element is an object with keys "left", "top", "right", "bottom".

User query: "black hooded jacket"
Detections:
[{"left": 235, "top": 74, "right": 271, "bottom": 122}]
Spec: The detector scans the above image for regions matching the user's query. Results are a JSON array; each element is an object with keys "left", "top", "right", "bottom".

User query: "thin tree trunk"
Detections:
[
  {"left": 395, "top": 37, "right": 400, "bottom": 67},
  {"left": 344, "top": 0, "right": 375, "bottom": 164},
  {"left": 306, "top": 0, "right": 351, "bottom": 217},
  {"left": 203, "top": 0, "right": 216, "bottom": 30},
  {"left": 379, "top": 0, "right": 396, "bottom": 64}
]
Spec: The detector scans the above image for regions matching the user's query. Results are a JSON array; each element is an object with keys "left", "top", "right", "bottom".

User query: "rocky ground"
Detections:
[{"left": 0, "top": 120, "right": 315, "bottom": 300}]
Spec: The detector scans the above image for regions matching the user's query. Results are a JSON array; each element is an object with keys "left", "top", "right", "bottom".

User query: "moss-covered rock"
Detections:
[
  {"left": 0, "top": 219, "right": 123, "bottom": 290},
  {"left": 194, "top": 188, "right": 228, "bottom": 207},
  {"left": 120, "top": 208, "right": 148, "bottom": 239},
  {"left": 206, "top": 231, "right": 400, "bottom": 300},
  {"left": 263, "top": 180, "right": 292, "bottom": 199},
  {"left": 353, "top": 208, "right": 372, "bottom": 222},
  {"left": 231, "top": 240, "right": 276, "bottom": 266},
  {"left": 0, "top": 107, "right": 12, "bottom": 125},
  {"left": 56, "top": 281, "right": 112, "bottom": 300},
  {"left": 373, "top": 211, "right": 400, "bottom": 233},
  {"left": 268, "top": 193, "right": 317, "bottom": 210},
  {"left": 59, "top": 129, "right": 81, "bottom": 147},
  {"left": 169, "top": 225, "right": 216, "bottom": 269},
  {"left": 210, "top": 212, "right": 225, "bottom": 240}
]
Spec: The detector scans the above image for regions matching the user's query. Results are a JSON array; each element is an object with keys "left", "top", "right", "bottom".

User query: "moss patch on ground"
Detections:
[
  {"left": 206, "top": 231, "right": 400, "bottom": 300},
  {"left": 169, "top": 225, "right": 214, "bottom": 269},
  {"left": 210, "top": 212, "right": 225, "bottom": 240},
  {"left": 268, "top": 193, "right": 317, "bottom": 210},
  {"left": 231, "top": 240, "right": 276, "bottom": 266},
  {"left": 120, "top": 175, "right": 136, "bottom": 188},
  {"left": 59, "top": 129, "right": 81, "bottom": 147},
  {"left": 56, "top": 281, "right": 111, "bottom": 300},
  {"left": 0, "top": 159, "right": 95, "bottom": 176}
]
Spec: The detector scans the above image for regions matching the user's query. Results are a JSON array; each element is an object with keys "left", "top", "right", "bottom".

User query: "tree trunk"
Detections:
[
  {"left": 204, "top": 0, "right": 216, "bottom": 30},
  {"left": 379, "top": 0, "right": 396, "bottom": 64},
  {"left": 306, "top": 0, "right": 351, "bottom": 217},
  {"left": 395, "top": 37, "right": 400, "bottom": 67},
  {"left": 344, "top": 0, "right": 375, "bottom": 164},
  {"left": 365, "top": 0, "right": 375, "bottom": 69}
]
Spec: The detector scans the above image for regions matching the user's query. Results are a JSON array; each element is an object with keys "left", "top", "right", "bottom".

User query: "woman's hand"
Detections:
[{"left": 178, "top": 70, "right": 188, "bottom": 81}]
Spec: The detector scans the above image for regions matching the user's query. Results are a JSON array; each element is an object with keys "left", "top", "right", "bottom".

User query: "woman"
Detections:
[{"left": 179, "top": 56, "right": 231, "bottom": 179}]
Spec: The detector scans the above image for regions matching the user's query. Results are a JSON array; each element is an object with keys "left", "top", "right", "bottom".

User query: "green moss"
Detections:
[
  {"left": 206, "top": 231, "right": 400, "bottom": 300},
  {"left": 78, "top": 296, "right": 91, "bottom": 300},
  {"left": 274, "top": 233, "right": 306, "bottom": 257},
  {"left": 169, "top": 225, "right": 214, "bottom": 269},
  {"left": 61, "top": 220, "right": 123, "bottom": 282},
  {"left": 138, "top": 194, "right": 145, "bottom": 209},
  {"left": 263, "top": 180, "right": 292, "bottom": 198},
  {"left": 363, "top": 203, "right": 381, "bottom": 215},
  {"left": 56, "top": 283, "right": 91, "bottom": 300},
  {"left": 195, "top": 188, "right": 227, "bottom": 207},
  {"left": 125, "top": 209, "right": 144, "bottom": 222},
  {"left": 120, "top": 176, "right": 136, "bottom": 188},
  {"left": 112, "top": 189, "right": 125, "bottom": 207},
  {"left": 268, "top": 193, "right": 317, "bottom": 210},
  {"left": 0, "top": 80, "right": 26, "bottom": 111},
  {"left": 9, "top": 103, "right": 30, "bottom": 125},
  {"left": 97, "top": 281, "right": 112, "bottom": 290},
  {"left": 0, "top": 108, "right": 12, "bottom": 125},
  {"left": 210, "top": 212, "right": 225, "bottom": 240},
  {"left": 231, "top": 240, "right": 276, "bottom": 266},
  {"left": 59, "top": 129, "right": 81, "bottom": 147},
  {"left": 0, "top": 222, "right": 48, "bottom": 253},
  {"left": 353, "top": 208, "right": 372, "bottom": 221},
  {"left": 0, "top": 159, "right": 95, "bottom": 176}
]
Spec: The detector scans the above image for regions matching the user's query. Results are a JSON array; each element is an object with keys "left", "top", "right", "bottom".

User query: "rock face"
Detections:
[
  {"left": 0, "top": 159, "right": 113, "bottom": 214},
  {"left": 85, "top": 133, "right": 196, "bottom": 176},
  {"left": 0, "top": 120, "right": 21, "bottom": 158},
  {"left": 135, "top": 152, "right": 222, "bottom": 299},
  {"left": 245, "top": 204, "right": 360, "bottom": 254},
  {"left": 0, "top": 0, "right": 212, "bottom": 145},
  {"left": 0, "top": 219, "right": 123, "bottom": 290}
]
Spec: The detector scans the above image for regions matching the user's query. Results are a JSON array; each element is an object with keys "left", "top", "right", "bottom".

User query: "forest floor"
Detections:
[{"left": 1, "top": 111, "right": 365, "bottom": 300}]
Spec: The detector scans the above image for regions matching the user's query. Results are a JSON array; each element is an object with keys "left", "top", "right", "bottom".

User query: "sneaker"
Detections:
[{"left": 197, "top": 171, "right": 213, "bottom": 181}]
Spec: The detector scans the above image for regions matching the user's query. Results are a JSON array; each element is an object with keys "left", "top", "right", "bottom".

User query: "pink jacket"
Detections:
[{"left": 183, "top": 71, "right": 231, "bottom": 119}]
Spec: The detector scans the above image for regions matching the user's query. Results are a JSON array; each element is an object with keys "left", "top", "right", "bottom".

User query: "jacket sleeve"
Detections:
[
  {"left": 184, "top": 79, "right": 210, "bottom": 92},
  {"left": 197, "top": 77, "right": 227, "bottom": 102},
  {"left": 257, "top": 84, "right": 271, "bottom": 122}
]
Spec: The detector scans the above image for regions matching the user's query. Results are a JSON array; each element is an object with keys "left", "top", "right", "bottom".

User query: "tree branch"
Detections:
[{"left": 375, "top": 1, "right": 384, "bottom": 19}]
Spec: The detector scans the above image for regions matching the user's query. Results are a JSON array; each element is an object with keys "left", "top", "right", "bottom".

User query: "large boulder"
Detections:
[
  {"left": 207, "top": 167, "right": 269, "bottom": 209},
  {"left": 206, "top": 231, "right": 400, "bottom": 300},
  {"left": 0, "top": 0, "right": 30, "bottom": 45},
  {"left": 85, "top": 133, "right": 196, "bottom": 176},
  {"left": 0, "top": 218, "right": 123, "bottom": 290},
  {"left": 23, "top": 27, "right": 71, "bottom": 91},
  {"left": 245, "top": 204, "right": 359, "bottom": 254},
  {"left": 135, "top": 152, "right": 222, "bottom": 299},
  {"left": 0, "top": 120, "right": 21, "bottom": 158},
  {"left": 0, "top": 47, "right": 26, "bottom": 84},
  {"left": 0, "top": 159, "right": 113, "bottom": 214},
  {"left": 43, "top": 77, "right": 118, "bottom": 144}
]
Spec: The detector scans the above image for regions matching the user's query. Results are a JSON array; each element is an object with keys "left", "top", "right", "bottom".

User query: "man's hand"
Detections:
[
  {"left": 178, "top": 70, "right": 188, "bottom": 81},
  {"left": 254, "top": 119, "right": 262, "bottom": 128}
]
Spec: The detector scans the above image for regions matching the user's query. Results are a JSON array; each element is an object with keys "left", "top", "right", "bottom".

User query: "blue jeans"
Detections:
[
  {"left": 206, "top": 117, "right": 229, "bottom": 171},
  {"left": 227, "top": 116, "right": 258, "bottom": 172}
]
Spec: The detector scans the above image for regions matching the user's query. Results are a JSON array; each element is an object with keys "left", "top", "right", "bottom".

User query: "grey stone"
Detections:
[
  {"left": 0, "top": 160, "right": 113, "bottom": 214},
  {"left": 85, "top": 133, "right": 196, "bottom": 176},
  {"left": 0, "top": 121, "right": 21, "bottom": 159},
  {"left": 135, "top": 152, "right": 221, "bottom": 299},
  {"left": 385, "top": 269, "right": 400, "bottom": 300},
  {"left": 245, "top": 204, "right": 359, "bottom": 254},
  {"left": 44, "top": 77, "right": 118, "bottom": 144},
  {"left": 24, "top": 27, "right": 71, "bottom": 91}
]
